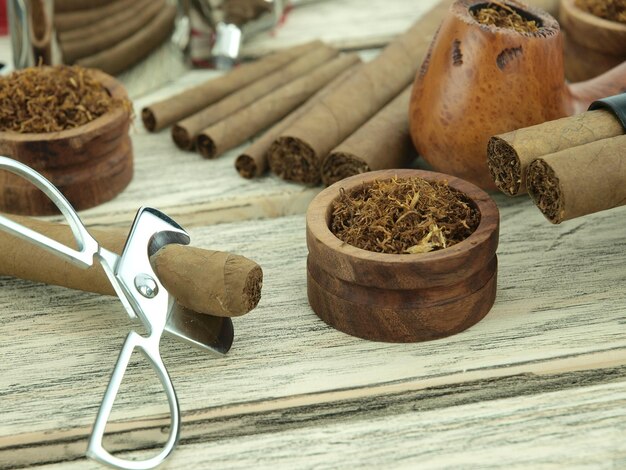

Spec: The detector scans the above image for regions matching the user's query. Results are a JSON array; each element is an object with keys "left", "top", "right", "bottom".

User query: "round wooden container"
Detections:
[
  {"left": 306, "top": 169, "right": 500, "bottom": 343},
  {"left": 560, "top": 0, "right": 626, "bottom": 82},
  {"left": 0, "top": 69, "right": 133, "bottom": 215}
]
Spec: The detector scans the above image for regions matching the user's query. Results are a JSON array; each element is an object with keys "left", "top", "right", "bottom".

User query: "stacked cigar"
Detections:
[
  {"left": 142, "top": 0, "right": 455, "bottom": 184},
  {"left": 487, "top": 93, "right": 626, "bottom": 224},
  {"left": 54, "top": 0, "right": 177, "bottom": 75}
]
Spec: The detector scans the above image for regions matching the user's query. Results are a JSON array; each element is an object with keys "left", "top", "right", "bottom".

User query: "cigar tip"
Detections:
[
  {"left": 268, "top": 136, "right": 320, "bottom": 185},
  {"left": 526, "top": 158, "right": 563, "bottom": 224},
  {"left": 197, "top": 134, "right": 217, "bottom": 159},
  {"left": 141, "top": 108, "right": 157, "bottom": 132},
  {"left": 321, "top": 151, "right": 370, "bottom": 187},
  {"left": 235, "top": 154, "right": 257, "bottom": 179},
  {"left": 172, "top": 124, "right": 194, "bottom": 150},
  {"left": 244, "top": 265, "right": 263, "bottom": 311},
  {"left": 487, "top": 136, "right": 523, "bottom": 196}
]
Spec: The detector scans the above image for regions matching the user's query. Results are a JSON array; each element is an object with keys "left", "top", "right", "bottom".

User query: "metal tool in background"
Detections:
[
  {"left": 8, "top": 0, "right": 59, "bottom": 69},
  {"left": 0, "top": 156, "right": 233, "bottom": 470},
  {"left": 190, "top": 0, "right": 326, "bottom": 69}
]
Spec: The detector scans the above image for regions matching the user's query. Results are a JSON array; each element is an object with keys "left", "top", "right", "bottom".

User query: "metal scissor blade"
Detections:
[{"left": 165, "top": 302, "right": 234, "bottom": 354}]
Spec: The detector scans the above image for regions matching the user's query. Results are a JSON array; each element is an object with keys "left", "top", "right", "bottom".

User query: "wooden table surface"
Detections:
[{"left": 1, "top": 1, "right": 626, "bottom": 469}]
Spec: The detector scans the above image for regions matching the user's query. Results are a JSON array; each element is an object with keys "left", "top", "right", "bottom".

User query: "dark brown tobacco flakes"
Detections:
[
  {"left": 472, "top": 2, "right": 540, "bottom": 33},
  {"left": 0, "top": 65, "right": 129, "bottom": 133},
  {"left": 576, "top": 0, "right": 626, "bottom": 23},
  {"left": 330, "top": 177, "right": 480, "bottom": 255}
]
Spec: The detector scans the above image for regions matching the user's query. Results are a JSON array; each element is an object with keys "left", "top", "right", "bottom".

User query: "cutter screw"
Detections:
[{"left": 134, "top": 273, "right": 158, "bottom": 299}]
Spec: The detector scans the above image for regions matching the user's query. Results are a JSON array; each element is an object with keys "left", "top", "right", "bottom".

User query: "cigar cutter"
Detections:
[{"left": 0, "top": 157, "right": 234, "bottom": 470}]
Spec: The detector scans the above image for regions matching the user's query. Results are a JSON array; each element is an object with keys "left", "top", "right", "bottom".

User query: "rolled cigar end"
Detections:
[
  {"left": 241, "top": 263, "right": 263, "bottom": 312},
  {"left": 487, "top": 136, "right": 523, "bottom": 196},
  {"left": 141, "top": 108, "right": 157, "bottom": 132},
  {"left": 152, "top": 244, "right": 263, "bottom": 317},
  {"left": 321, "top": 151, "right": 370, "bottom": 186},
  {"left": 235, "top": 154, "right": 258, "bottom": 179},
  {"left": 526, "top": 158, "right": 564, "bottom": 224},
  {"left": 268, "top": 136, "right": 320, "bottom": 185},
  {"left": 197, "top": 134, "right": 217, "bottom": 159},
  {"left": 172, "top": 124, "right": 194, "bottom": 150}
]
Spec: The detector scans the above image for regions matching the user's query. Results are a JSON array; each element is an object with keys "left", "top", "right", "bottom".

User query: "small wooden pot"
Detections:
[
  {"left": 0, "top": 69, "right": 133, "bottom": 215},
  {"left": 306, "top": 169, "right": 500, "bottom": 343},
  {"left": 560, "top": 0, "right": 626, "bottom": 81}
]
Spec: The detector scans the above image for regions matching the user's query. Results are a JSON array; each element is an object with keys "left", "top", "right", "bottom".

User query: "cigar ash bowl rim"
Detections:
[
  {"left": 0, "top": 69, "right": 133, "bottom": 215},
  {"left": 306, "top": 169, "right": 500, "bottom": 343}
]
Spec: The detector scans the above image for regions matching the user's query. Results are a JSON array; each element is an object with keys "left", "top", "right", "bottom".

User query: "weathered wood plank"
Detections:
[
  {"left": 241, "top": 0, "right": 439, "bottom": 58},
  {"left": 1, "top": 193, "right": 626, "bottom": 464},
  {"left": 31, "top": 378, "right": 626, "bottom": 469}
]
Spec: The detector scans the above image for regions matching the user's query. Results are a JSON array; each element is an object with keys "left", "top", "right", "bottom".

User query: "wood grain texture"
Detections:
[
  {"left": 410, "top": 0, "right": 626, "bottom": 190},
  {"left": 2, "top": 193, "right": 626, "bottom": 466},
  {"left": 30, "top": 374, "right": 626, "bottom": 469},
  {"left": 306, "top": 169, "right": 499, "bottom": 342},
  {"left": 240, "top": 0, "right": 441, "bottom": 58}
]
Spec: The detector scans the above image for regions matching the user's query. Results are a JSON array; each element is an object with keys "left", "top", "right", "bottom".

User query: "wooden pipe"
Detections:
[
  {"left": 409, "top": 0, "right": 626, "bottom": 190},
  {"left": 0, "top": 215, "right": 263, "bottom": 318}
]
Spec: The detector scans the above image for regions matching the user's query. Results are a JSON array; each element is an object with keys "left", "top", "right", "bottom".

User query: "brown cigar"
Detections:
[
  {"left": 55, "top": 0, "right": 137, "bottom": 32},
  {"left": 267, "top": 0, "right": 453, "bottom": 185},
  {"left": 235, "top": 63, "right": 362, "bottom": 179},
  {"left": 141, "top": 40, "right": 324, "bottom": 133},
  {"left": 321, "top": 86, "right": 414, "bottom": 186},
  {"left": 197, "top": 54, "right": 361, "bottom": 159},
  {"left": 76, "top": 5, "right": 176, "bottom": 75},
  {"left": 59, "top": 0, "right": 161, "bottom": 63},
  {"left": 488, "top": 109, "right": 623, "bottom": 196},
  {"left": 172, "top": 44, "right": 339, "bottom": 150},
  {"left": 526, "top": 134, "right": 626, "bottom": 224},
  {"left": 0, "top": 215, "right": 263, "bottom": 317}
]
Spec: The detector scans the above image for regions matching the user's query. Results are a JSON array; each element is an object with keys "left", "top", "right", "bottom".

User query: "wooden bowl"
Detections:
[
  {"left": 306, "top": 169, "right": 500, "bottom": 343},
  {"left": 560, "top": 0, "right": 626, "bottom": 81},
  {"left": 0, "top": 69, "right": 133, "bottom": 215},
  {"left": 409, "top": 0, "right": 626, "bottom": 190}
]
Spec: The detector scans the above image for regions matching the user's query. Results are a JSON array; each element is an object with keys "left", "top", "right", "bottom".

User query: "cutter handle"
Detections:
[
  {"left": 87, "top": 331, "right": 181, "bottom": 470},
  {"left": 0, "top": 157, "right": 98, "bottom": 268}
]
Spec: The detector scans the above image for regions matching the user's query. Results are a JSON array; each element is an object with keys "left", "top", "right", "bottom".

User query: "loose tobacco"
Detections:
[
  {"left": 472, "top": 2, "right": 540, "bottom": 33},
  {"left": 330, "top": 177, "right": 480, "bottom": 255},
  {"left": 575, "top": 0, "right": 626, "bottom": 23},
  {"left": 0, "top": 65, "right": 129, "bottom": 133}
]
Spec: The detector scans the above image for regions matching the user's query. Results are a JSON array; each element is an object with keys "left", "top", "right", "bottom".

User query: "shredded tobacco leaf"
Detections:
[
  {"left": 0, "top": 65, "right": 130, "bottom": 133},
  {"left": 472, "top": 2, "right": 540, "bottom": 33},
  {"left": 575, "top": 0, "right": 626, "bottom": 23},
  {"left": 330, "top": 177, "right": 480, "bottom": 255}
]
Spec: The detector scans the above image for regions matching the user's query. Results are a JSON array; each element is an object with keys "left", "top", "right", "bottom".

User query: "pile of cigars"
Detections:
[
  {"left": 488, "top": 96, "right": 626, "bottom": 224},
  {"left": 141, "top": 2, "right": 454, "bottom": 184},
  {"left": 53, "top": 0, "right": 176, "bottom": 75}
]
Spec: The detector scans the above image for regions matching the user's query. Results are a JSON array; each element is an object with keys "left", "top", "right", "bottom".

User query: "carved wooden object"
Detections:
[{"left": 306, "top": 168, "right": 499, "bottom": 343}]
